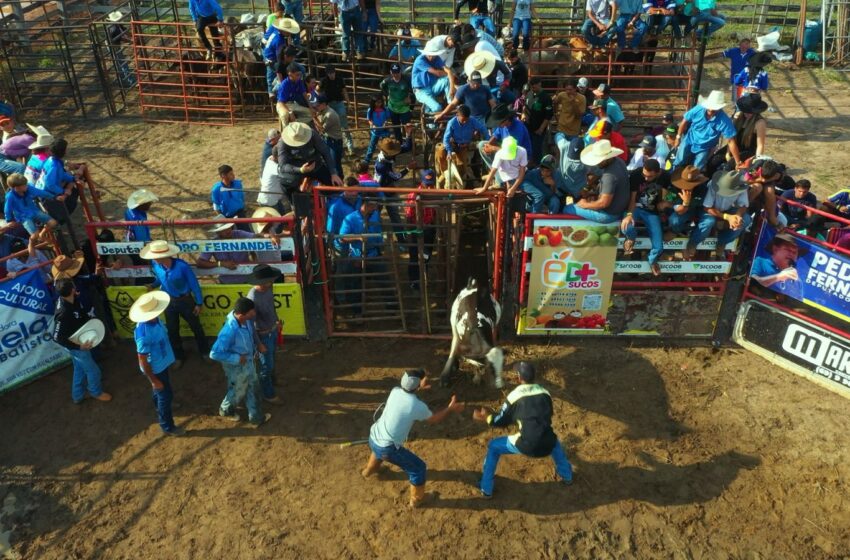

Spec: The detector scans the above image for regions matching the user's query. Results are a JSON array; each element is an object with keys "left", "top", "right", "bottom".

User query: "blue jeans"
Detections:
[
  {"left": 326, "top": 136, "right": 344, "bottom": 177},
  {"left": 368, "top": 438, "right": 427, "bottom": 486},
  {"left": 622, "top": 207, "right": 664, "bottom": 264},
  {"left": 521, "top": 180, "right": 562, "bottom": 214},
  {"left": 470, "top": 13, "right": 496, "bottom": 36},
  {"left": 365, "top": 7, "right": 380, "bottom": 49},
  {"left": 389, "top": 108, "right": 412, "bottom": 140},
  {"left": 328, "top": 100, "right": 353, "bottom": 150},
  {"left": 283, "top": 0, "right": 303, "bottom": 44},
  {"left": 691, "top": 11, "right": 725, "bottom": 38},
  {"left": 672, "top": 134, "right": 714, "bottom": 171},
  {"left": 414, "top": 77, "right": 450, "bottom": 113},
  {"left": 339, "top": 7, "right": 366, "bottom": 55},
  {"left": 220, "top": 361, "right": 264, "bottom": 423},
  {"left": 615, "top": 14, "right": 648, "bottom": 49},
  {"left": 511, "top": 18, "right": 531, "bottom": 50},
  {"left": 152, "top": 367, "right": 176, "bottom": 433},
  {"left": 562, "top": 203, "right": 623, "bottom": 223},
  {"left": 164, "top": 296, "right": 209, "bottom": 361},
  {"left": 265, "top": 60, "right": 277, "bottom": 95},
  {"left": 0, "top": 154, "right": 25, "bottom": 176},
  {"left": 688, "top": 208, "right": 752, "bottom": 247},
  {"left": 364, "top": 129, "right": 391, "bottom": 163},
  {"left": 479, "top": 436, "right": 573, "bottom": 496},
  {"left": 68, "top": 348, "right": 103, "bottom": 403},
  {"left": 581, "top": 18, "right": 616, "bottom": 47},
  {"left": 21, "top": 210, "right": 54, "bottom": 235},
  {"left": 647, "top": 14, "right": 680, "bottom": 37},
  {"left": 257, "top": 331, "right": 277, "bottom": 399},
  {"left": 667, "top": 206, "right": 697, "bottom": 234}
]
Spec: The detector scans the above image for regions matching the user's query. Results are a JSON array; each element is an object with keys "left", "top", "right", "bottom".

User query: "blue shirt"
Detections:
[
  {"left": 326, "top": 195, "right": 360, "bottom": 237},
  {"left": 367, "top": 107, "right": 390, "bottom": 129},
  {"left": 124, "top": 207, "right": 151, "bottom": 242},
  {"left": 339, "top": 210, "right": 382, "bottom": 257},
  {"left": 134, "top": 318, "right": 175, "bottom": 375},
  {"left": 751, "top": 255, "right": 804, "bottom": 300},
  {"left": 733, "top": 68, "right": 769, "bottom": 91},
  {"left": 211, "top": 179, "right": 245, "bottom": 218},
  {"left": 828, "top": 190, "right": 850, "bottom": 217},
  {"left": 443, "top": 117, "right": 490, "bottom": 153},
  {"left": 411, "top": 54, "right": 445, "bottom": 90},
  {"left": 263, "top": 30, "right": 284, "bottom": 61},
  {"left": 723, "top": 47, "right": 756, "bottom": 83},
  {"left": 454, "top": 83, "right": 493, "bottom": 117},
  {"left": 616, "top": 0, "right": 643, "bottom": 15},
  {"left": 210, "top": 311, "right": 257, "bottom": 365},
  {"left": 3, "top": 186, "right": 51, "bottom": 222},
  {"left": 492, "top": 117, "right": 533, "bottom": 157},
  {"left": 522, "top": 167, "right": 569, "bottom": 197},
  {"left": 188, "top": 0, "right": 223, "bottom": 22},
  {"left": 277, "top": 77, "right": 307, "bottom": 103},
  {"left": 150, "top": 257, "right": 203, "bottom": 305},
  {"left": 605, "top": 98, "right": 625, "bottom": 125},
  {"left": 683, "top": 105, "right": 736, "bottom": 152},
  {"left": 35, "top": 157, "right": 74, "bottom": 198}
]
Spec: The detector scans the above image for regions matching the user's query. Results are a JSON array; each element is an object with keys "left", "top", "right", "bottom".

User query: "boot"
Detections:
[
  {"left": 361, "top": 454, "right": 383, "bottom": 478},
  {"left": 408, "top": 484, "right": 427, "bottom": 508}
]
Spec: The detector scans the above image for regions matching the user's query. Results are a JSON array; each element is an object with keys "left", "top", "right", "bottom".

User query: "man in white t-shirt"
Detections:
[
  {"left": 259, "top": 153, "right": 287, "bottom": 215},
  {"left": 475, "top": 136, "right": 527, "bottom": 196},
  {"left": 362, "top": 369, "right": 465, "bottom": 508}
]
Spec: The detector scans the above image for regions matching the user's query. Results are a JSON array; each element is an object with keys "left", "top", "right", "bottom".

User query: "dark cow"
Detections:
[{"left": 440, "top": 277, "right": 505, "bottom": 388}]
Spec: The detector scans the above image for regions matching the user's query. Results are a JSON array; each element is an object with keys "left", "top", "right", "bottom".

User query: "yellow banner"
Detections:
[
  {"left": 106, "top": 284, "right": 307, "bottom": 338},
  {"left": 519, "top": 219, "right": 618, "bottom": 335}
]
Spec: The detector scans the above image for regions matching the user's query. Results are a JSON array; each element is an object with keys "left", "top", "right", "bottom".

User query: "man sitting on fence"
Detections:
[
  {"left": 0, "top": 115, "right": 28, "bottom": 176},
  {"left": 3, "top": 172, "right": 58, "bottom": 242},
  {"left": 582, "top": 0, "right": 618, "bottom": 48},
  {"left": 683, "top": 169, "right": 751, "bottom": 260},
  {"left": 331, "top": 0, "right": 367, "bottom": 62},
  {"left": 277, "top": 122, "right": 343, "bottom": 199},
  {"left": 196, "top": 217, "right": 256, "bottom": 284},
  {"left": 276, "top": 63, "right": 314, "bottom": 126},
  {"left": 562, "top": 139, "right": 630, "bottom": 223},
  {"left": 36, "top": 139, "right": 81, "bottom": 220},
  {"left": 672, "top": 90, "right": 741, "bottom": 172}
]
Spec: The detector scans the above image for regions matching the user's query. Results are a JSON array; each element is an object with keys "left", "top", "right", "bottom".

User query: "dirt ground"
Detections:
[{"left": 2, "top": 61, "right": 850, "bottom": 559}]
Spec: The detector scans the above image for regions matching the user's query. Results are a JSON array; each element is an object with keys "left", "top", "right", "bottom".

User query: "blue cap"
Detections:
[
  {"left": 391, "top": 63, "right": 401, "bottom": 73},
  {"left": 421, "top": 169, "right": 436, "bottom": 185}
]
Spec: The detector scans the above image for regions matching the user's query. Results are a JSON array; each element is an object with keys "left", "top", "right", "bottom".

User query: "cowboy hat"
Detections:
[
  {"left": 251, "top": 206, "right": 281, "bottom": 235},
  {"left": 281, "top": 121, "right": 312, "bottom": 147},
  {"left": 485, "top": 103, "right": 516, "bottom": 129},
  {"left": 246, "top": 263, "right": 282, "bottom": 284},
  {"left": 129, "top": 290, "right": 171, "bottom": 323},
  {"left": 579, "top": 139, "right": 624, "bottom": 167},
  {"left": 749, "top": 51, "right": 774, "bottom": 69},
  {"left": 766, "top": 232, "right": 809, "bottom": 257},
  {"left": 671, "top": 165, "right": 708, "bottom": 190},
  {"left": 239, "top": 13, "right": 257, "bottom": 24},
  {"left": 410, "top": 28, "right": 425, "bottom": 39},
  {"left": 464, "top": 50, "right": 496, "bottom": 80},
  {"left": 419, "top": 41, "right": 447, "bottom": 56},
  {"left": 52, "top": 254, "right": 85, "bottom": 279},
  {"left": 127, "top": 189, "right": 159, "bottom": 210},
  {"left": 736, "top": 93, "right": 768, "bottom": 114},
  {"left": 378, "top": 137, "right": 403, "bottom": 156},
  {"left": 107, "top": 10, "right": 124, "bottom": 22},
  {"left": 274, "top": 17, "right": 300, "bottom": 35},
  {"left": 26, "top": 124, "right": 54, "bottom": 150},
  {"left": 69, "top": 318, "right": 106, "bottom": 348},
  {"left": 139, "top": 240, "right": 180, "bottom": 260},
  {"left": 208, "top": 214, "right": 236, "bottom": 234},
  {"left": 496, "top": 137, "right": 518, "bottom": 161},
  {"left": 713, "top": 169, "right": 747, "bottom": 197},
  {"left": 698, "top": 90, "right": 728, "bottom": 111}
]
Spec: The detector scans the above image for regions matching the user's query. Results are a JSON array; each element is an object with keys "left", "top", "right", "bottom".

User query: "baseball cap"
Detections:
[
  {"left": 400, "top": 369, "right": 424, "bottom": 391},
  {"left": 390, "top": 63, "right": 401, "bottom": 73},
  {"left": 664, "top": 125, "right": 678, "bottom": 135},
  {"left": 662, "top": 112, "right": 674, "bottom": 123},
  {"left": 497, "top": 136, "right": 518, "bottom": 161},
  {"left": 594, "top": 83, "right": 611, "bottom": 96},
  {"left": 267, "top": 128, "right": 281, "bottom": 140},
  {"left": 469, "top": 70, "right": 482, "bottom": 83},
  {"left": 421, "top": 168, "right": 436, "bottom": 185},
  {"left": 591, "top": 98, "right": 606, "bottom": 109},
  {"left": 577, "top": 77, "right": 589, "bottom": 88},
  {"left": 640, "top": 135, "right": 657, "bottom": 148},
  {"left": 515, "top": 361, "right": 536, "bottom": 382},
  {"left": 312, "top": 94, "right": 329, "bottom": 105},
  {"left": 539, "top": 154, "right": 556, "bottom": 170}
]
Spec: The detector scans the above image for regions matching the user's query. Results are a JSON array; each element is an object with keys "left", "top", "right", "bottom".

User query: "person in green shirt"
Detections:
[
  {"left": 688, "top": 0, "right": 725, "bottom": 39},
  {"left": 380, "top": 63, "right": 414, "bottom": 141}
]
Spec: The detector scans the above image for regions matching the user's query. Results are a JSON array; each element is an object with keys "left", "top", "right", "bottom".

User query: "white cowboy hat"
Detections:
[
  {"left": 419, "top": 41, "right": 447, "bottom": 56},
  {"left": 139, "top": 240, "right": 180, "bottom": 260},
  {"left": 107, "top": 10, "right": 124, "bottom": 22},
  {"left": 281, "top": 121, "right": 312, "bottom": 147},
  {"left": 410, "top": 28, "right": 425, "bottom": 39},
  {"left": 69, "top": 318, "right": 106, "bottom": 348},
  {"left": 464, "top": 50, "right": 496, "bottom": 79},
  {"left": 274, "top": 17, "right": 300, "bottom": 35},
  {"left": 580, "top": 139, "right": 624, "bottom": 166},
  {"left": 127, "top": 189, "right": 159, "bottom": 210},
  {"left": 26, "top": 124, "right": 53, "bottom": 150},
  {"left": 698, "top": 90, "right": 728, "bottom": 111},
  {"left": 251, "top": 206, "right": 281, "bottom": 235},
  {"left": 208, "top": 214, "right": 236, "bottom": 234},
  {"left": 239, "top": 13, "right": 256, "bottom": 24},
  {"left": 129, "top": 290, "right": 171, "bottom": 323}
]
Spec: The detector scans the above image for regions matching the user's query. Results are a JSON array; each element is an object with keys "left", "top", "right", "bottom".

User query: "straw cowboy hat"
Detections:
[
  {"left": 127, "top": 189, "right": 159, "bottom": 210},
  {"left": 464, "top": 50, "right": 496, "bottom": 80},
  {"left": 281, "top": 121, "right": 312, "bottom": 147},
  {"left": 69, "top": 318, "right": 106, "bottom": 348},
  {"left": 52, "top": 254, "right": 85, "bottom": 279},
  {"left": 27, "top": 124, "right": 54, "bottom": 150},
  {"left": 698, "top": 90, "right": 728, "bottom": 111},
  {"left": 107, "top": 10, "right": 124, "bottom": 22},
  {"left": 671, "top": 165, "right": 708, "bottom": 190},
  {"left": 208, "top": 214, "right": 236, "bottom": 234},
  {"left": 579, "top": 139, "right": 624, "bottom": 167},
  {"left": 410, "top": 28, "right": 425, "bottom": 39},
  {"left": 378, "top": 137, "right": 403, "bottom": 156},
  {"left": 251, "top": 206, "right": 281, "bottom": 235},
  {"left": 274, "top": 17, "right": 300, "bottom": 35},
  {"left": 129, "top": 290, "right": 171, "bottom": 323},
  {"left": 139, "top": 240, "right": 180, "bottom": 260}
]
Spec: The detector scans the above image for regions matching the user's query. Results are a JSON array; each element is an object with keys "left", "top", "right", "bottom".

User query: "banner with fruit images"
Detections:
[{"left": 520, "top": 219, "right": 618, "bottom": 334}]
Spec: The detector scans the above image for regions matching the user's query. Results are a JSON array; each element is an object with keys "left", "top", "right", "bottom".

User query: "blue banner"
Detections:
[
  {"left": 750, "top": 223, "right": 850, "bottom": 324},
  {"left": 0, "top": 268, "right": 69, "bottom": 393}
]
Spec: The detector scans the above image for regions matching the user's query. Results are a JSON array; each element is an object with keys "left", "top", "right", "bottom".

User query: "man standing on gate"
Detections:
[{"left": 188, "top": 0, "right": 224, "bottom": 61}]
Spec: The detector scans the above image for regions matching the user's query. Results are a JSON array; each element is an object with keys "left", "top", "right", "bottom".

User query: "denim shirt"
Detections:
[
  {"left": 124, "top": 207, "right": 151, "bottom": 242},
  {"left": 150, "top": 258, "right": 203, "bottom": 305},
  {"left": 210, "top": 311, "right": 258, "bottom": 365},
  {"left": 3, "top": 186, "right": 51, "bottom": 222},
  {"left": 135, "top": 318, "right": 175, "bottom": 375},
  {"left": 35, "top": 156, "right": 74, "bottom": 198}
]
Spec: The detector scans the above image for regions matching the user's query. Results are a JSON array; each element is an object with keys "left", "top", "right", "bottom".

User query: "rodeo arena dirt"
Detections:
[{"left": 3, "top": 0, "right": 850, "bottom": 557}]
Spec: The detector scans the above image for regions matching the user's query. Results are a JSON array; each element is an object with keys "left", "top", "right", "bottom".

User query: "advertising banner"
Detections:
[
  {"left": 97, "top": 238, "right": 295, "bottom": 256},
  {"left": 749, "top": 224, "right": 850, "bottom": 324},
  {"left": 520, "top": 219, "right": 618, "bottom": 334},
  {"left": 106, "top": 283, "right": 307, "bottom": 338},
  {"left": 0, "top": 269, "right": 69, "bottom": 394}
]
